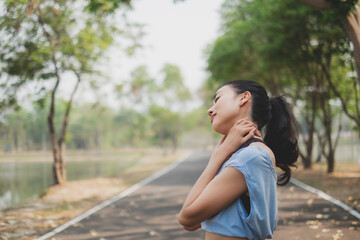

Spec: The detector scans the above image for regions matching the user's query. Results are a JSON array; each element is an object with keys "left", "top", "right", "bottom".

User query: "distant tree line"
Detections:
[{"left": 0, "top": 63, "right": 213, "bottom": 153}]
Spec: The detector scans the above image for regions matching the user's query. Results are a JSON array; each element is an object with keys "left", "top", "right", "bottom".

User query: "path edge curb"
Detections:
[
  {"left": 290, "top": 177, "right": 360, "bottom": 220},
  {"left": 37, "top": 151, "right": 193, "bottom": 240}
]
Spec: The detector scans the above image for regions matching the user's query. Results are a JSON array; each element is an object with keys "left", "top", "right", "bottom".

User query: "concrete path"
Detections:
[{"left": 46, "top": 151, "right": 359, "bottom": 240}]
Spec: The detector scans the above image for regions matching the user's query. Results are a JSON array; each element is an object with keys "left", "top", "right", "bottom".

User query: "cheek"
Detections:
[{"left": 212, "top": 104, "right": 238, "bottom": 134}]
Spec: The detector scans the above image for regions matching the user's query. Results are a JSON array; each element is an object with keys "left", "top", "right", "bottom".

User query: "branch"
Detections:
[
  {"left": 298, "top": 0, "right": 332, "bottom": 10},
  {"left": 315, "top": 129, "right": 327, "bottom": 159},
  {"left": 58, "top": 70, "right": 81, "bottom": 147},
  {"left": 320, "top": 61, "right": 360, "bottom": 126},
  {"left": 334, "top": 124, "right": 342, "bottom": 150},
  {"left": 35, "top": 7, "right": 54, "bottom": 45},
  {"left": 353, "top": 73, "right": 360, "bottom": 119},
  {"left": 36, "top": 6, "right": 62, "bottom": 157}
]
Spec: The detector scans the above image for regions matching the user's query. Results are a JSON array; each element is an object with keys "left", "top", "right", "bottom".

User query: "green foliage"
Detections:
[
  {"left": 148, "top": 104, "right": 181, "bottom": 149},
  {"left": 127, "top": 65, "right": 155, "bottom": 102},
  {"left": 114, "top": 63, "right": 194, "bottom": 149},
  {"left": 0, "top": 0, "right": 121, "bottom": 111},
  {"left": 160, "top": 63, "right": 192, "bottom": 108},
  {"left": 87, "top": 0, "right": 132, "bottom": 13},
  {"left": 86, "top": 0, "right": 185, "bottom": 13},
  {"left": 204, "top": 0, "right": 360, "bottom": 169},
  {"left": 205, "top": 0, "right": 349, "bottom": 97},
  {"left": 0, "top": 99, "right": 216, "bottom": 151},
  {"left": 324, "top": 0, "right": 358, "bottom": 21}
]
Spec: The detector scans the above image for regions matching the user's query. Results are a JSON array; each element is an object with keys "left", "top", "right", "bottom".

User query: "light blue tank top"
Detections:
[{"left": 201, "top": 146, "right": 278, "bottom": 240}]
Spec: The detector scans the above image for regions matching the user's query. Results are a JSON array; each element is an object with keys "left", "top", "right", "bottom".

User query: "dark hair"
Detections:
[{"left": 223, "top": 80, "right": 299, "bottom": 186}]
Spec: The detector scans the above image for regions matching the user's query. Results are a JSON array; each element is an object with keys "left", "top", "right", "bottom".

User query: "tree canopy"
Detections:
[{"left": 205, "top": 0, "right": 360, "bottom": 172}]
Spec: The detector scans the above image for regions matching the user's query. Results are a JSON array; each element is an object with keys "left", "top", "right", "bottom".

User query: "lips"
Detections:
[{"left": 210, "top": 114, "right": 216, "bottom": 123}]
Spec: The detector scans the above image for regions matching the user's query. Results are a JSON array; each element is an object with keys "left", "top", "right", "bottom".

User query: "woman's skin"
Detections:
[{"left": 178, "top": 85, "right": 275, "bottom": 240}]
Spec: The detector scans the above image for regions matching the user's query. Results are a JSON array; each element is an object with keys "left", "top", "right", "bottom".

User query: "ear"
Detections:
[{"left": 239, "top": 91, "right": 251, "bottom": 107}]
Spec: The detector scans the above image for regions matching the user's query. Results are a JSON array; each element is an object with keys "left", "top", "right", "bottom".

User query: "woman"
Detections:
[{"left": 178, "top": 80, "right": 298, "bottom": 240}]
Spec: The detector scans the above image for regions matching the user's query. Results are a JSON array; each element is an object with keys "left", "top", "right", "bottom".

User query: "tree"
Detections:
[
  {"left": 118, "top": 63, "right": 191, "bottom": 151},
  {"left": 299, "top": 0, "right": 360, "bottom": 132},
  {"left": 0, "top": 108, "right": 28, "bottom": 152},
  {"left": 160, "top": 63, "right": 192, "bottom": 111},
  {"left": 148, "top": 104, "right": 181, "bottom": 152},
  {"left": 298, "top": 1, "right": 360, "bottom": 81},
  {"left": 205, "top": 0, "right": 351, "bottom": 172},
  {"left": 0, "top": 0, "right": 132, "bottom": 185}
]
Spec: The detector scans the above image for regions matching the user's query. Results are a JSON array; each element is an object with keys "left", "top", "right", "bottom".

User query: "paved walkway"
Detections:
[{"left": 47, "top": 151, "right": 359, "bottom": 240}]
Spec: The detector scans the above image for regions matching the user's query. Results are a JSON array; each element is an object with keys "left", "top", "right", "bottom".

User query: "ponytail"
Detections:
[
  {"left": 224, "top": 80, "right": 299, "bottom": 186},
  {"left": 264, "top": 96, "right": 299, "bottom": 186}
]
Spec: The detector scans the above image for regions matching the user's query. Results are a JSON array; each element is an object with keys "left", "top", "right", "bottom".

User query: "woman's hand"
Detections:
[
  {"left": 214, "top": 118, "right": 261, "bottom": 162},
  {"left": 178, "top": 119, "right": 261, "bottom": 228}
]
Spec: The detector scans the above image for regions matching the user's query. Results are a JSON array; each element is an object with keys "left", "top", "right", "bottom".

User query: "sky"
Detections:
[
  {"left": 102, "top": 0, "right": 223, "bottom": 104},
  {"left": 13, "top": 0, "right": 223, "bottom": 112}
]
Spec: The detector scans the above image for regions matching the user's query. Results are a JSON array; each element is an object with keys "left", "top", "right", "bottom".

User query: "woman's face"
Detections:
[{"left": 207, "top": 85, "right": 244, "bottom": 135}]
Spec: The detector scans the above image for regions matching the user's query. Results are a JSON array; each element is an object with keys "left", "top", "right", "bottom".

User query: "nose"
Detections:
[{"left": 207, "top": 105, "right": 214, "bottom": 116}]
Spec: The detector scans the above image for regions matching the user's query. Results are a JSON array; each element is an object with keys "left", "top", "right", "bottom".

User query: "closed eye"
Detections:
[{"left": 214, "top": 96, "right": 220, "bottom": 103}]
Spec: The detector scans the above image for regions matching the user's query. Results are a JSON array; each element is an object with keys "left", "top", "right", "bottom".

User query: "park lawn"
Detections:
[
  {"left": 292, "top": 161, "right": 360, "bottom": 213},
  {"left": 0, "top": 148, "right": 188, "bottom": 240}
]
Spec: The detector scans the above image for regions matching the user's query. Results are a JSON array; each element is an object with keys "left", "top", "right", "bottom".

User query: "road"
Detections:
[{"left": 46, "top": 151, "right": 359, "bottom": 240}]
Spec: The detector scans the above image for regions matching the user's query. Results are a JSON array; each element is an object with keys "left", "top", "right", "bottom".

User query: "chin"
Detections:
[{"left": 212, "top": 123, "right": 228, "bottom": 136}]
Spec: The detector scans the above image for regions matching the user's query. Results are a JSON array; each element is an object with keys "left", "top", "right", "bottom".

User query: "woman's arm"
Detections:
[{"left": 178, "top": 119, "right": 260, "bottom": 229}]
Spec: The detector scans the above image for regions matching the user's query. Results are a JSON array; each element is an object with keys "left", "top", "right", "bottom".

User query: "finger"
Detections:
[
  {"left": 255, "top": 130, "right": 262, "bottom": 138},
  {"left": 242, "top": 125, "right": 254, "bottom": 132},
  {"left": 238, "top": 121, "right": 257, "bottom": 130},
  {"left": 242, "top": 128, "right": 255, "bottom": 143},
  {"left": 235, "top": 121, "right": 253, "bottom": 129},
  {"left": 236, "top": 117, "right": 249, "bottom": 124},
  {"left": 220, "top": 135, "right": 226, "bottom": 144},
  {"left": 240, "top": 126, "right": 256, "bottom": 137}
]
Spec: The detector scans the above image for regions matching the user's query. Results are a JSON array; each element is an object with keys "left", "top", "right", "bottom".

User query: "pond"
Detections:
[{"left": 0, "top": 150, "right": 141, "bottom": 210}]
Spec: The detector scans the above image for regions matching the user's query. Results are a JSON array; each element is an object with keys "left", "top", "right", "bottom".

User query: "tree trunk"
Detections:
[
  {"left": 303, "top": 140, "right": 313, "bottom": 168},
  {"left": 323, "top": 109, "right": 335, "bottom": 173},
  {"left": 48, "top": 64, "right": 66, "bottom": 185},
  {"left": 319, "top": 60, "right": 337, "bottom": 173},
  {"left": 300, "top": 116, "right": 314, "bottom": 169},
  {"left": 56, "top": 71, "right": 81, "bottom": 183},
  {"left": 302, "top": 87, "right": 318, "bottom": 169},
  {"left": 13, "top": 131, "right": 18, "bottom": 152},
  {"left": 48, "top": 104, "right": 65, "bottom": 185},
  {"left": 37, "top": 7, "right": 66, "bottom": 185},
  {"left": 327, "top": 151, "right": 335, "bottom": 173}
]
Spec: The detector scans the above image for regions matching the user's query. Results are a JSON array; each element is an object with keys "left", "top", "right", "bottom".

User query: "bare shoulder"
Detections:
[{"left": 250, "top": 141, "right": 276, "bottom": 168}]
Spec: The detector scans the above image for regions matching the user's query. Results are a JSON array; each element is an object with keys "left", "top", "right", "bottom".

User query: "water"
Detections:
[
  {"left": 0, "top": 157, "right": 136, "bottom": 210},
  {"left": 0, "top": 161, "right": 53, "bottom": 210}
]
